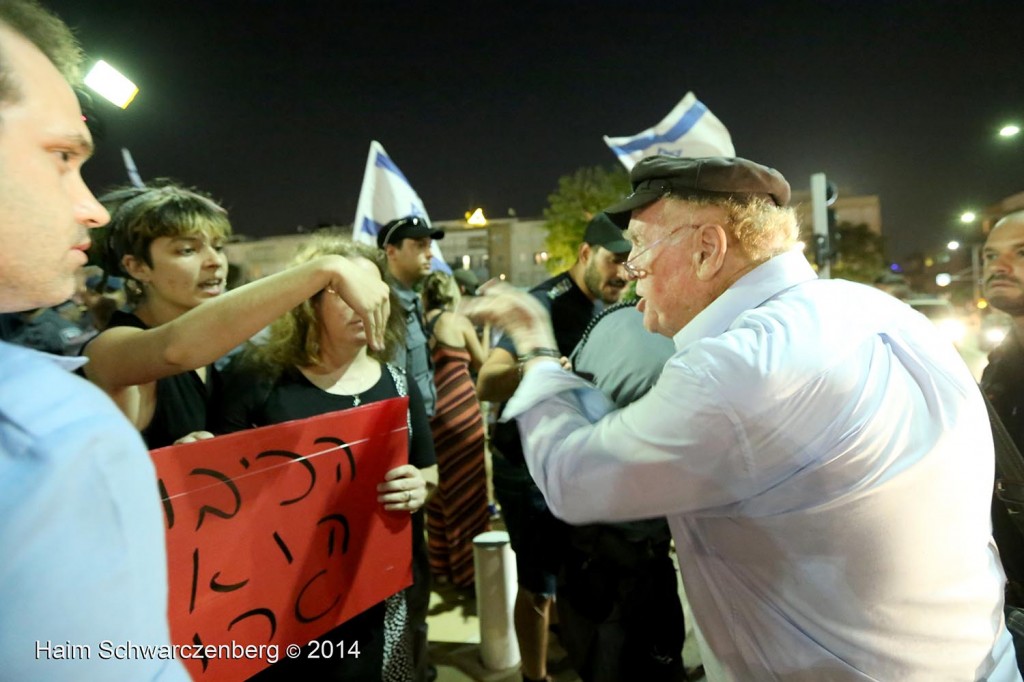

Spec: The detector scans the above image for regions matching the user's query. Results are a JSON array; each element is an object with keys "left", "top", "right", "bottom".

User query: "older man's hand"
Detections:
[{"left": 460, "top": 281, "right": 558, "bottom": 357}]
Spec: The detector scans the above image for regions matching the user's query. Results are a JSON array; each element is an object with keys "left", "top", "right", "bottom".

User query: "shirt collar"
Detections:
[
  {"left": 387, "top": 274, "right": 420, "bottom": 311},
  {"left": 672, "top": 249, "right": 817, "bottom": 351}
]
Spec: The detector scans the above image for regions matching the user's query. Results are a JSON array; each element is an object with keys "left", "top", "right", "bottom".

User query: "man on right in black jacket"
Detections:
[{"left": 982, "top": 209, "right": 1024, "bottom": 670}]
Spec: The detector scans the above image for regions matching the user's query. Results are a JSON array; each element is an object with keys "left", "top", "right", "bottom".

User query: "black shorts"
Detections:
[{"left": 491, "top": 452, "right": 564, "bottom": 597}]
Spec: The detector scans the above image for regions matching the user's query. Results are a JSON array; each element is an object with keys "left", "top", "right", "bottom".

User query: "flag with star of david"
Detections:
[{"left": 603, "top": 92, "right": 735, "bottom": 170}]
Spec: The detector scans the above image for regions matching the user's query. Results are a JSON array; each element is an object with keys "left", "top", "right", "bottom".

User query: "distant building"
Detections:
[
  {"left": 789, "top": 190, "right": 883, "bottom": 235},
  {"left": 439, "top": 217, "right": 549, "bottom": 288},
  {"left": 224, "top": 217, "right": 552, "bottom": 289},
  {"left": 980, "top": 191, "right": 1024, "bottom": 234}
]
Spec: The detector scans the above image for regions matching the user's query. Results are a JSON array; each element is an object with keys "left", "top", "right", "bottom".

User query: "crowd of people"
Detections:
[{"left": 3, "top": 1, "right": 1024, "bottom": 681}]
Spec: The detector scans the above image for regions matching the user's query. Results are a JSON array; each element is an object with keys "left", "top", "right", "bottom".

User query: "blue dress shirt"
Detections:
[
  {"left": 505, "top": 250, "right": 1020, "bottom": 681},
  {"left": 0, "top": 341, "right": 188, "bottom": 680}
]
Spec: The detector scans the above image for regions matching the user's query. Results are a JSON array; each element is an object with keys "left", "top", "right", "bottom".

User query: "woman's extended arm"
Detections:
[{"left": 84, "top": 255, "right": 389, "bottom": 427}]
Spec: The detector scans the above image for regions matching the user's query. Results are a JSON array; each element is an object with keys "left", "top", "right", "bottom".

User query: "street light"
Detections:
[
  {"left": 947, "top": 240, "right": 960, "bottom": 251},
  {"left": 960, "top": 211, "right": 977, "bottom": 224},
  {"left": 83, "top": 60, "right": 138, "bottom": 109},
  {"left": 999, "top": 124, "right": 1021, "bottom": 138}
]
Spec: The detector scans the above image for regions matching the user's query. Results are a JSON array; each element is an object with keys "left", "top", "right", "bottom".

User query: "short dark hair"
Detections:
[
  {"left": 0, "top": 0, "right": 83, "bottom": 106},
  {"left": 97, "top": 179, "right": 232, "bottom": 277}
]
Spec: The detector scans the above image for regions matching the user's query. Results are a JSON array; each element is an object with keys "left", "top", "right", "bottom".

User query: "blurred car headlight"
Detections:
[
  {"left": 936, "top": 318, "right": 967, "bottom": 345},
  {"left": 984, "top": 326, "right": 1008, "bottom": 347}
]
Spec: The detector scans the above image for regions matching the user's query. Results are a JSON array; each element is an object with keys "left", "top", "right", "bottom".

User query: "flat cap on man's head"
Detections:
[
  {"left": 582, "top": 212, "right": 632, "bottom": 255},
  {"left": 605, "top": 156, "right": 791, "bottom": 219},
  {"left": 377, "top": 215, "right": 445, "bottom": 248}
]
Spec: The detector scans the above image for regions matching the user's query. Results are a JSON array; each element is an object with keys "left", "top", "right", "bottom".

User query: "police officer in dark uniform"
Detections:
[{"left": 477, "top": 213, "right": 630, "bottom": 682}]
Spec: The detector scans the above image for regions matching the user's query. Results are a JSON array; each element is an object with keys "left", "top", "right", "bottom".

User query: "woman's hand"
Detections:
[
  {"left": 321, "top": 256, "right": 391, "bottom": 352},
  {"left": 377, "top": 464, "right": 427, "bottom": 513},
  {"left": 173, "top": 430, "right": 215, "bottom": 444}
]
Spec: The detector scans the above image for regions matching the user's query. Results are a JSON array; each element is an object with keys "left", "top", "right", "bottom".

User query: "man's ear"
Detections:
[
  {"left": 692, "top": 224, "right": 729, "bottom": 281},
  {"left": 578, "top": 242, "right": 593, "bottom": 265}
]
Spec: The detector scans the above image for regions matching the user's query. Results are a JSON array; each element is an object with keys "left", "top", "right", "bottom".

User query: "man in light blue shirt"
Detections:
[
  {"left": 469, "top": 156, "right": 1019, "bottom": 680},
  {"left": 0, "top": 2, "right": 187, "bottom": 679}
]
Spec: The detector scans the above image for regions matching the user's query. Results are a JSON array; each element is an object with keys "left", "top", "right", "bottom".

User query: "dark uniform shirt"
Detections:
[
  {"left": 493, "top": 271, "right": 596, "bottom": 465},
  {"left": 390, "top": 277, "right": 437, "bottom": 418},
  {"left": 982, "top": 328, "right": 1024, "bottom": 604}
]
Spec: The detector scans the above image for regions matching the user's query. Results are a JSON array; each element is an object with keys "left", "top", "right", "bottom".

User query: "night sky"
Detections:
[{"left": 45, "top": 0, "right": 1024, "bottom": 262}]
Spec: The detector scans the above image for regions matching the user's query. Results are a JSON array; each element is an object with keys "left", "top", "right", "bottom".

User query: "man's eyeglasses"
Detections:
[{"left": 622, "top": 223, "right": 702, "bottom": 279}]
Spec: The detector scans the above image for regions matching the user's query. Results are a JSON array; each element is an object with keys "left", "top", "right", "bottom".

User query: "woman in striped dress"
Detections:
[{"left": 422, "top": 272, "right": 490, "bottom": 587}]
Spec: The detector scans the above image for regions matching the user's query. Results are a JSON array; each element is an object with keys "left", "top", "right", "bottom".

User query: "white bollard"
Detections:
[{"left": 473, "top": 530, "right": 520, "bottom": 671}]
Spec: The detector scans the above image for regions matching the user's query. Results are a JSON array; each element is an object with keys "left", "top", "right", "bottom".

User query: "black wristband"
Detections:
[{"left": 517, "top": 347, "right": 561, "bottom": 363}]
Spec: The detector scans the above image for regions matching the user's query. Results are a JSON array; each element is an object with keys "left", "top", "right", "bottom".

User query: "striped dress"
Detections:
[{"left": 425, "top": 340, "right": 491, "bottom": 587}]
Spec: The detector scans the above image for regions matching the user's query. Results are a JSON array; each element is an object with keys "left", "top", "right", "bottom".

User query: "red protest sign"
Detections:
[{"left": 151, "top": 397, "right": 412, "bottom": 680}]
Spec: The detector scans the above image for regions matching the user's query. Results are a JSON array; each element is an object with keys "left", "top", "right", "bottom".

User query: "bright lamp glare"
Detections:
[
  {"left": 935, "top": 273, "right": 952, "bottom": 287},
  {"left": 84, "top": 60, "right": 138, "bottom": 109},
  {"left": 466, "top": 208, "right": 487, "bottom": 226},
  {"left": 947, "top": 241, "right": 960, "bottom": 251},
  {"left": 985, "top": 327, "right": 1008, "bottom": 346},
  {"left": 960, "top": 211, "right": 977, "bottom": 224},
  {"left": 937, "top": 318, "right": 966, "bottom": 345},
  {"left": 999, "top": 124, "right": 1021, "bottom": 138}
]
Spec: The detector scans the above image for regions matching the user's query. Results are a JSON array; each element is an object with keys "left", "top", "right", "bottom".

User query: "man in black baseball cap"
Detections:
[
  {"left": 377, "top": 215, "right": 445, "bottom": 250},
  {"left": 379, "top": 214, "right": 444, "bottom": 419},
  {"left": 378, "top": 213, "right": 446, "bottom": 682},
  {"left": 475, "top": 211, "right": 631, "bottom": 682},
  {"left": 579, "top": 212, "right": 632, "bottom": 306}
]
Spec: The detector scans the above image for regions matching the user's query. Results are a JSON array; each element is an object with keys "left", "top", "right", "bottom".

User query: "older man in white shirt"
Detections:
[{"left": 467, "top": 156, "right": 1019, "bottom": 681}]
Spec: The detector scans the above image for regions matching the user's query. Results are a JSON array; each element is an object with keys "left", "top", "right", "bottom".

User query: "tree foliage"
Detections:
[
  {"left": 541, "top": 165, "right": 630, "bottom": 273},
  {"left": 830, "top": 222, "right": 887, "bottom": 284}
]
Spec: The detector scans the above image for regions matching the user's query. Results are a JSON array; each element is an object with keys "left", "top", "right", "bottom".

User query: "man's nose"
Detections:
[{"left": 73, "top": 177, "right": 110, "bottom": 229}]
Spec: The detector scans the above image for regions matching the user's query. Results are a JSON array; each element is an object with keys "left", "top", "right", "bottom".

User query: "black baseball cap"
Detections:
[
  {"left": 605, "top": 156, "right": 791, "bottom": 221},
  {"left": 583, "top": 212, "right": 632, "bottom": 254},
  {"left": 377, "top": 215, "right": 445, "bottom": 248}
]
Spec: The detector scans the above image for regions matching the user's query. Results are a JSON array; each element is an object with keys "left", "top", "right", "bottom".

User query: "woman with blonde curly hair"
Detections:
[{"left": 212, "top": 233, "right": 437, "bottom": 682}]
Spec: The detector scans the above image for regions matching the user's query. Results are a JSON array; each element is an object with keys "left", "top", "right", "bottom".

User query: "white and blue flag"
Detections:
[
  {"left": 121, "top": 147, "right": 145, "bottom": 188},
  {"left": 353, "top": 140, "right": 450, "bottom": 273},
  {"left": 603, "top": 92, "right": 735, "bottom": 170}
]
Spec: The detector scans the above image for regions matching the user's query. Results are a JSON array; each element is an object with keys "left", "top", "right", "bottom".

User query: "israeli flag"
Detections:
[
  {"left": 603, "top": 92, "right": 735, "bottom": 170},
  {"left": 353, "top": 140, "right": 450, "bottom": 273}
]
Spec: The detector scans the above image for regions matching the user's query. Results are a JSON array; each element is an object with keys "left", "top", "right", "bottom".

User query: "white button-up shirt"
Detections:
[{"left": 505, "top": 250, "right": 1019, "bottom": 681}]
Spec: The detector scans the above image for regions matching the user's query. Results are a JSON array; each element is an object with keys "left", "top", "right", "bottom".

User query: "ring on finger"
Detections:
[{"left": 405, "top": 490, "right": 412, "bottom": 503}]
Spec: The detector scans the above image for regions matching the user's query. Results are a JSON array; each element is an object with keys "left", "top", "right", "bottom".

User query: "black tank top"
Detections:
[{"left": 104, "top": 310, "right": 218, "bottom": 449}]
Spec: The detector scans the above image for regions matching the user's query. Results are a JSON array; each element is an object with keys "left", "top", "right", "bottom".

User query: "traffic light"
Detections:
[
  {"left": 813, "top": 233, "right": 830, "bottom": 268},
  {"left": 811, "top": 175, "right": 839, "bottom": 270}
]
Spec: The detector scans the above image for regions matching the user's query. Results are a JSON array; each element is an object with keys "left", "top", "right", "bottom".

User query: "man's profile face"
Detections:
[
  {"left": 983, "top": 216, "right": 1024, "bottom": 318},
  {"left": 630, "top": 198, "right": 719, "bottom": 337},
  {"left": 582, "top": 245, "right": 628, "bottom": 305},
  {"left": 387, "top": 236, "right": 433, "bottom": 286},
  {"left": 0, "top": 25, "right": 109, "bottom": 313}
]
